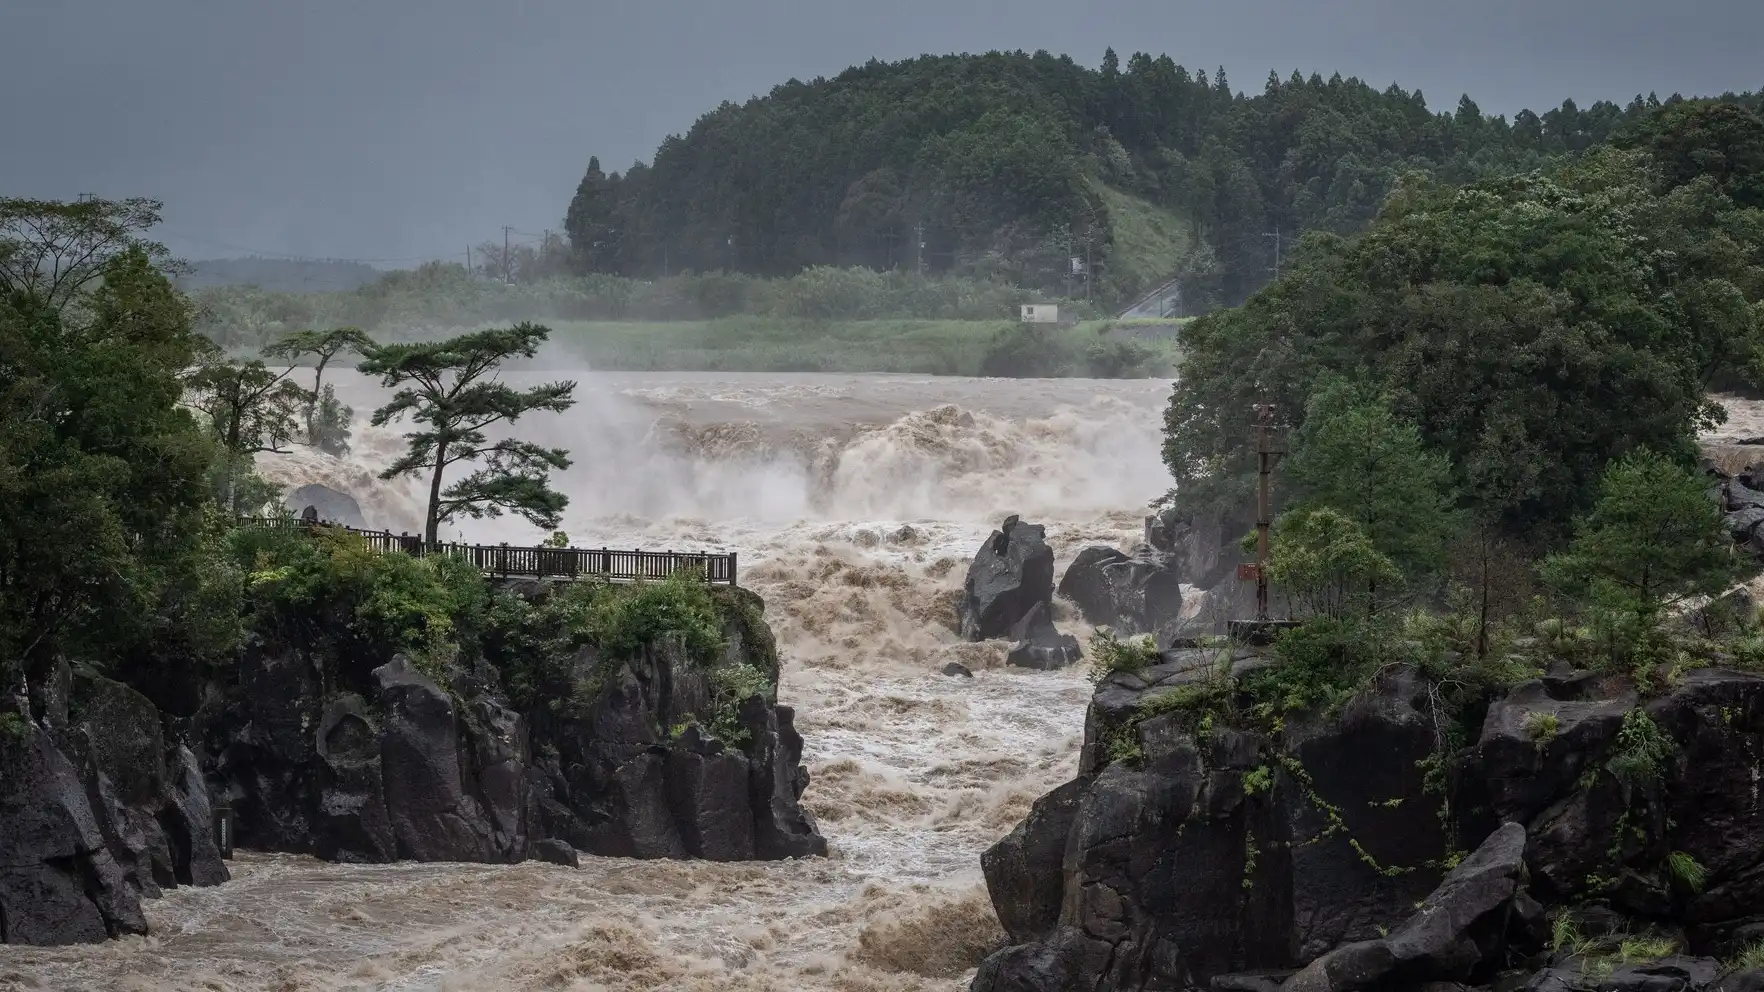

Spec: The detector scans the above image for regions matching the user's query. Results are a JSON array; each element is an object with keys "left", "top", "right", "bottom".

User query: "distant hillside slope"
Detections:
[
  {"left": 565, "top": 50, "right": 1761, "bottom": 309},
  {"left": 174, "top": 257, "right": 382, "bottom": 293}
]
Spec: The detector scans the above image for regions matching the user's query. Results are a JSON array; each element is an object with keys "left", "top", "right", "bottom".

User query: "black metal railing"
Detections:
[{"left": 238, "top": 516, "right": 737, "bottom": 585}]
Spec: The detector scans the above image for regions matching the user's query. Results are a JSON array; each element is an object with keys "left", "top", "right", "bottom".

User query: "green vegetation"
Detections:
[
  {"left": 358, "top": 323, "right": 577, "bottom": 544},
  {"left": 236, "top": 526, "right": 487, "bottom": 686},
  {"left": 0, "top": 197, "right": 248, "bottom": 706},
  {"left": 1542, "top": 449, "right": 1742, "bottom": 664},
  {"left": 1607, "top": 709, "right": 1675, "bottom": 788},
  {"left": 584, "top": 571, "right": 727, "bottom": 669},
  {"left": 1524, "top": 711, "right": 1561, "bottom": 745},
  {"left": 1730, "top": 940, "right": 1764, "bottom": 973},
  {"left": 261, "top": 326, "right": 372, "bottom": 455},
  {"left": 190, "top": 265, "right": 1067, "bottom": 352},
  {"left": 1163, "top": 101, "right": 1764, "bottom": 543},
  {"left": 1087, "top": 629, "right": 1161, "bottom": 683},
  {"left": 1667, "top": 851, "right": 1708, "bottom": 894}
]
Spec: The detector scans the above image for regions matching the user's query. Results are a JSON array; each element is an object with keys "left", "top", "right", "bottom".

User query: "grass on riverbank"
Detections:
[{"left": 538, "top": 317, "right": 1186, "bottom": 376}]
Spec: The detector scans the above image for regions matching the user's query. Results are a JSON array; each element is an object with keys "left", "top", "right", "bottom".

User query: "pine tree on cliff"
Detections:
[{"left": 357, "top": 323, "right": 577, "bottom": 544}]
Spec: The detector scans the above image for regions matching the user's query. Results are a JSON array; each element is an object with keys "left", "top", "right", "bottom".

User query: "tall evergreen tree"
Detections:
[{"left": 357, "top": 323, "right": 577, "bottom": 544}]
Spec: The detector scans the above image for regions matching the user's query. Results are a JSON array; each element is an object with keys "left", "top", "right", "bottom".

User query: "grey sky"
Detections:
[{"left": 4, "top": 0, "right": 1759, "bottom": 265}]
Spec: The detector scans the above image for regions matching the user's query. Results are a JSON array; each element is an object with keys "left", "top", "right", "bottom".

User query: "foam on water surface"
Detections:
[{"left": 0, "top": 370, "right": 1168, "bottom": 991}]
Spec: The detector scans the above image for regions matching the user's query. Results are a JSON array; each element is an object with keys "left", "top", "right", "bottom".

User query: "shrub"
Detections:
[
  {"left": 586, "top": 571, "right": 726, "bottom": 667},
  {"left": 1607, "top": 709, "right": 1674, "bottom": 788},
  {"left": 1084, "top": 338, "right": 1156, "bottom": 377},
  {"left": 1667, "top": 851, "right": 1707, "bottom": 894},
  {"left": 1088, "top": 630, "right": 1160, "bottom": 683},
  {"left": 235, "top": 526, "right": 487, "bottom": 685},
  {"left": 979, "top": 322, "right": 1074, "bottom": 377},
  {"left": 1525, "top": 711, "right": 1561, "bottom": 744}
]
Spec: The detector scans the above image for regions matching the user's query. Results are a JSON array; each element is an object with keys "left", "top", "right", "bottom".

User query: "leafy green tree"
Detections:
[
  {"left": 262, "top": 326, "right": 372, "bottom": 453},
  {"left": 1285, "top": 378, "right": 1462, "bottom": 592},
  {"left": 1542, "top": 449, "right": 1743, "bottom": 636},
  {"left": 186, "top": 356, "right": 309, "bottom": 512},
  {"left": 1165, "top": 131, "right": 1764, "bottom": 542},
  {"left": 1265, "top": 507, "right": 1400, "bottom": 620},
  {"left": 0, "top": 197, "right": 241, "bottom": 710},
  {"left": 357, "top": 323, "right": 577, "bottom": 544}
]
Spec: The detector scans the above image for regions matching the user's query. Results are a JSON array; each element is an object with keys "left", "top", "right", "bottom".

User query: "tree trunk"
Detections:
[{"left": 424, "top": 443, "right": 448, "bottom": 546}]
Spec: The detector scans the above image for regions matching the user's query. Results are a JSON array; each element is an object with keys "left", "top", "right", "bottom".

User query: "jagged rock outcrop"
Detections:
[
  {"left": 1, "top": 672, "right": 228, "bottom": 946},
  {"left": 1005, "top": 602, "right": 1083, "bottom": 670},
  {"left": 206, "top": 584, "right": 824, "bottom": 874},
  {"left": 1057, "top": 544, "right": 1184, "bottom": 639},
  {"left": 961, "top": 516, "right": 1056, "bottom": 640},
  {"left": 974, "top": 655, "right": 1764, "bottom": 992}
]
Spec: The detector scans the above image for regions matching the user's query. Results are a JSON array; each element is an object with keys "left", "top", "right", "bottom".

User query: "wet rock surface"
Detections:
[
  {"left": 2, "top": 585, "right": 825, "bottom": 947},
  {"left": 961, "top": 516, "right": 1056, "bottom": 640},
  {"left": 975, "top": 656, "right": 1764, "bottom": 992},
  {"left": 0, "top": 674, "right": 228, "bottom": 946}
]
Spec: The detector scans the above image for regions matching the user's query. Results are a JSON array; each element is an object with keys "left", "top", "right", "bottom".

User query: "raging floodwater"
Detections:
[{"left": 0, "top": 371, "right": 1173, "bottom": 992}]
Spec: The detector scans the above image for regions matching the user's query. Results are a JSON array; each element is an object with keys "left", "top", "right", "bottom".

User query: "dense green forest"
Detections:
[
  {"left": 1163, "top": 99, "right": 1764, "bottom": 544},
  {"left": 565, "top": 49, "right": 1763, "bottom": 309}
]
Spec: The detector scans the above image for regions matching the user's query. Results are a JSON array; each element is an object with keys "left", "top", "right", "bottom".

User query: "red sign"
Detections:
[{"left": 1236, "top": 562, "right": 1261, "bottom": 581}]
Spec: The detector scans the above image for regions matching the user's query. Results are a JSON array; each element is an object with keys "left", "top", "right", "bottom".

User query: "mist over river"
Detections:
[{"left": 0, "top": 371, "right": 1175, "bottom": 992}]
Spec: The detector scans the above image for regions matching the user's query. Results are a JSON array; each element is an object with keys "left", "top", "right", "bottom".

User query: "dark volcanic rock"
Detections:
[
  {"left": 982, "top": 777, "right": 1088, "bottom": 944},
  {"left": 1004, "top": 602, "right": 1083, "bottom": 670},
  {"left": 374, "top": 656, "right": 498, "bottom": 862},
  {"left": 1057, "top": 544, "right": 1184, "bottom": 638},
  {"left": 530, "top": 838, "right": 579, "bottom": 868},
  {"left": 1057, "top": 546, "right": 1132, "bottom": 621},
  {"left": 742, "top": 699, "right": 828, "bottom": 860},
  {"left": 1282, "top": 823, "right": 1529, "bottom": 992},
  {"left": 1, "top": 669, "right": 233, "bottom": 947},
  {"left": 1526, "top": 955, "right": 1723, "bottom": 992},
  {"left": 961, "top": 516, "right": 1055, "bottom": 641},
  {"left": 287, "top": 483, "right": 368, "bottom": 529},
  {"left": 311, "top": 694, "right": 394, "bottom": 863},
  {"left": 0, "top": 730, "right": 145, "bottom": 945},
  {"left": 977, "top": 648, "right": 1764, "bottom": 992}
]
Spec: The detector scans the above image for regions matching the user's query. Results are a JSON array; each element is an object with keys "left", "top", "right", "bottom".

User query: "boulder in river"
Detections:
[
  {"left": 960, "top": 516, "right": 1055, "bottom": 641},
  {"left": 1057, "top": 543, "right": 1183, "bottom": 639},
  {"left": 287, "top": 483, "right": 368, "bottom": 530},
  {"left": 1004, "top": 602, "right": 1083, "bottom": 670}
]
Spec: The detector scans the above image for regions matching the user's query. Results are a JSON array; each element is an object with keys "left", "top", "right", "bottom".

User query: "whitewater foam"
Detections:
[{"left": 4, "top": 370, "right": 1170, "bottom": 991}]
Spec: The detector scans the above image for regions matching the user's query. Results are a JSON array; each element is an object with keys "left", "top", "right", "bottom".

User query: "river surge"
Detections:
[{"left": 0, "top": 370, "right": 1173, "bottom": 992}]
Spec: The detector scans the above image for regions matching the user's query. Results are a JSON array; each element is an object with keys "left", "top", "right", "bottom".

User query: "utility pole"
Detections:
[
  {"left": 1251, "top": 402, "right": 1286, "bottom": 622},
  {"left": 915, "top": 220, "right": 925, "bottom": 277},
  {"left": 466, "top": 244, "right": 472, "bottom": 275},
  {"left": 1263, "top": 227, "right": 1283, "bottom": 281},
  {"left": 503, "top": 225, "right": 513, "bottom": 283}
]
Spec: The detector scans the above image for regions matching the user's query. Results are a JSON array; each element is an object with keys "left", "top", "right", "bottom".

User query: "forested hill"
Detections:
[{"left": 564, "top": 49, "right": 1762, "bottom": 310}]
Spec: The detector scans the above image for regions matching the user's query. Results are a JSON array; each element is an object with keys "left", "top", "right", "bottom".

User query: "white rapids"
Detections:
[{"left": 0, "top": 369, "right": 1175, "bottom": 992}]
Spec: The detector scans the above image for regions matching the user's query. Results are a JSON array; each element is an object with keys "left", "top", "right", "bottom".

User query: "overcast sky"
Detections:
[{"left": 4, "top": 0, "right": 1759, "bottom": 265}]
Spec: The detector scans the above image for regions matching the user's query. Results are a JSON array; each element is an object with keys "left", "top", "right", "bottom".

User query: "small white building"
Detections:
[{"left": 1020, "top": 303, "right": 1059, "bottom": 323}]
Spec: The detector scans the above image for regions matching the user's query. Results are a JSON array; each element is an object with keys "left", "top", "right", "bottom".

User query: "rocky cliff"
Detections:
[
  {"left": 0, "top": 665, "right": 228, "bottom": 945},
  {"left": 1, "top": 577, "right": 824, "bottom": 946},
  {"left": 974, "top": 645, "right": 1764, "bottom": 992}
]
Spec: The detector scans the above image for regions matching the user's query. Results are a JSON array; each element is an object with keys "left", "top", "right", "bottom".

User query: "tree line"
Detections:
[{"left": 562, "top": 49, "right": 1764, "bottom": 309}]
